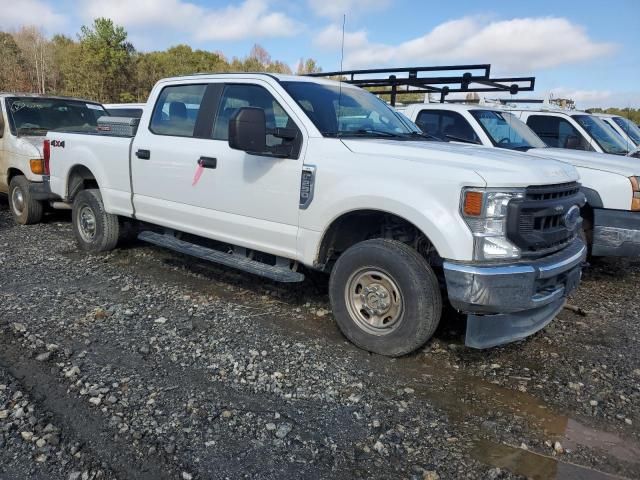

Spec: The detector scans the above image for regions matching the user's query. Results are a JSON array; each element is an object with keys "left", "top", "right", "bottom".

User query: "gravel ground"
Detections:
[{"left": 1, "top": 198, "right": 639, "bottom": 480}]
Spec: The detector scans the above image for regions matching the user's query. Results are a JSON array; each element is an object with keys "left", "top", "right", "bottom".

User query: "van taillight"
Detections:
[{"left": 43, "top": 140, "right": 50, "bottom": 175}]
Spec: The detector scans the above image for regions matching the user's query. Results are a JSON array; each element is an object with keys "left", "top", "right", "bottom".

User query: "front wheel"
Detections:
[
  {"left": 329, "top": 239, "right": 442, "bottom": 357},
  {"left": 72, "top": 189, "right": 120, "bottom": 252},
  {"left": 9, "top": 176, "right": 44, "bottom": 225}
]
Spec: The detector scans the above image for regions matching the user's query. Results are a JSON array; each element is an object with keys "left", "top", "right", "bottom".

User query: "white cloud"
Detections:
[
  {"left": 314, "top": 24, "right": 369, "bottom": 50},
  {"left": 308, "top": 0, "right": 390, "bottom": 19},
  {"left": 0, "top": 0, "right": 66, "bottom": 30},
  {"left": 315, "top": 16, "right": 616, "bottom": 72},
  {"left": 82, "top": 0, "right": 301, "bottom": 41}
]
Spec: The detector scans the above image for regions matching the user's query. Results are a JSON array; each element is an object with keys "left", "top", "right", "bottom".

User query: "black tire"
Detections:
[
  {"left": 8, "top": 176, "right": 44, "bottom": 225},
  {"left": 329, "top": 239, "right": 442, "bottom": 357},
  {"left": 72, "top": 189, "right": 119, "bottom": 252}
]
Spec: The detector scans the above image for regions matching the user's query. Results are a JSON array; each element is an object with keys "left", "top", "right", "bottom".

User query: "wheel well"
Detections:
[
  {"left": 316, "top": 210, "right": 441, "bottom": 271},
  {"left": 67, "top": 165, "right": 99, "bottom": 200},
  {"left": 7, "top": 168, "right": 24, "bottom": 183},
  {"left": 581, "top": 203, "right": 594, "bottom": 230}
]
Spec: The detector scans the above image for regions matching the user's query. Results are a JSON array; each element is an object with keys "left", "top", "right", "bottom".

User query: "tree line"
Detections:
[{"left": 0, "top": 18, "right": 322, "bottom": 104}]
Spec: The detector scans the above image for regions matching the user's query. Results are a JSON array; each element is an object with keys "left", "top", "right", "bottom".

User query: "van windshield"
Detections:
[
  {"left": 470, "top": 109, "right": 546, "bottom": 151},
  {"left": 281, "top": 81, "right": 416, "bottom": 138},
  {"left": 611, "top": 116, "right": 640, "bottom": 145},
  {"left": 5, "top": 97, "right": 107, "bottom": 136},
  {"left": 571, "top": 114, "right": 630, "bottom": 155}
]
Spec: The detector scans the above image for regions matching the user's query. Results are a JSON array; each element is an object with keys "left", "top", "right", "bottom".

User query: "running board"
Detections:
[{"left": 138, "top": 231, "right": 305, "bottom": 283}]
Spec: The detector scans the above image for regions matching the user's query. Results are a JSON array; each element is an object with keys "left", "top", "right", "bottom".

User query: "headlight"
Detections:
[
  {"left": 461, "top": 188, "right": 524, "bottom": 260},
  {"left": 630, "top": 176, "right": 640, "bottom": 211}
]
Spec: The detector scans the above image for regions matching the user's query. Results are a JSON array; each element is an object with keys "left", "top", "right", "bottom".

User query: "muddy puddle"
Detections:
[{"left": 76, "top": 243, "right": 640, "bottom": 478}]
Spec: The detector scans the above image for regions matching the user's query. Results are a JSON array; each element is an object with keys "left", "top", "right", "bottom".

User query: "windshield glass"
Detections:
[
  {"left": 572, "top": 114, "right": 630, "bottom": 155},
  {"left": 611, "top": 116, "right": 640, "bottom": 145},
  {"left": 6, "top": 97, "right": 107, "bottom": 136},
  {"left": 281, "top": 81, "right": 415, "bottom": 138},
  {"left": 470, "top": 110, "right": 546, "bottom": 150}
]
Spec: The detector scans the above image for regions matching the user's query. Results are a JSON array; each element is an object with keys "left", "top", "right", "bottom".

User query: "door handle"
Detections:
[
  {"left": 136, "top": 149, "right": 150, "bottom": 160},
  {"left": 198, "top": 157, "right": 217, "bottom": 169}
]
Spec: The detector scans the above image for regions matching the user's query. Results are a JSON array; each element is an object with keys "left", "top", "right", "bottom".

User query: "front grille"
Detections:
[{"left": 507, "top": 182, "right": 584, "bottom": 257}]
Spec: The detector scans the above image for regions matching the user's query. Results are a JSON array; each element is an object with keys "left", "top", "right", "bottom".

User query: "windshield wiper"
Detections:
[
  {"left": 405, "top": 131, "right": 442, "bottom": 141},
  {"left": 334, "top": 129, "right": 403, "bottom": 138},
  {"left": 444, "top": 134, "right": 481, "bottom": 145}
]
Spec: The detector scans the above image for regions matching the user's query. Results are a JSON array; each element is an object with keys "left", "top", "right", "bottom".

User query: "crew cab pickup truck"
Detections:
[
  {"left": 0, "top": 94, "right": 108, "bottom": 224},
  {"left": 44, "top": 74, "right": 586, "bottom": 355},
  {"left": 509, "top": 107, "right": 638, "bottom": 158},
  {"left": 592, "top": 112, "right": 640, "bottom": 154},
  {"left": 401, "top": 103, "right": 640, "bottom": 257}
]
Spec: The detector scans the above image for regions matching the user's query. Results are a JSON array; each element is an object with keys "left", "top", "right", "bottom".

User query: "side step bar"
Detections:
[{"left": 138, "top": 231, "right": 305, "bottom": 283}]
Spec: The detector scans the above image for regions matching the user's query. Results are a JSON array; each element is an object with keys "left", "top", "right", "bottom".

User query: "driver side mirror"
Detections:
[{"left": 228, "top": 107, "right": 266, "bottom": 154}]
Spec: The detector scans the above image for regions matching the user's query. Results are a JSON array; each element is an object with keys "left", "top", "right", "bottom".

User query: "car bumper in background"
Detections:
[
  {"left": 443, "top": 238, "right": 586, "bottom": 349},
  {"left": 592, "top": 209, "right": 640, "bottom": 257}
]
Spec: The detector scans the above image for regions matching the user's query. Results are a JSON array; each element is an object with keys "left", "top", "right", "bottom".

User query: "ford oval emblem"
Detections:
[{"left": 563, "top": 205, "right": 581, "bottom": 230}]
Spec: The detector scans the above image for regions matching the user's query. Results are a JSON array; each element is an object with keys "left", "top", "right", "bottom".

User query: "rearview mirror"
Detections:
[{"left": 228, "top": 107, "right": 266, "bottom": 154}]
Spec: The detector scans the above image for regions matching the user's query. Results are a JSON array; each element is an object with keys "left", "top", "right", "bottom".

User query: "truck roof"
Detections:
[
  {"left": 0, "top": 92, "right": 102, "bottom": 104},
  {"left": 157, "top": 72, "right": 357, "bottom": 89}
]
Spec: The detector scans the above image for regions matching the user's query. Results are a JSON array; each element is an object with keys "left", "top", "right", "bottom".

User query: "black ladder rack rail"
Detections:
[{"left": 307, "top": 64, "right": 535, "bottom": 106}]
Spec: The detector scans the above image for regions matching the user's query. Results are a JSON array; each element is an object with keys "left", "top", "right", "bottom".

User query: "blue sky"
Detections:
[{"left": 2, "top": 0, "right": 638, "bottom": 108}]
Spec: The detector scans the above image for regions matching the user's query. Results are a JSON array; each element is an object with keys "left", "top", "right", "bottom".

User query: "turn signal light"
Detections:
[
  {"left": 631, "top": 177, "right": 640, "bottom": 211},
  {"left": 30, "top": 158, "right": 45, "bottom": 175},
  {"left": 463, "top": 191, "right": 483, "bottom": 216},
  {"left": 43, "top": 139, "right": 51, "bottom": 175}
]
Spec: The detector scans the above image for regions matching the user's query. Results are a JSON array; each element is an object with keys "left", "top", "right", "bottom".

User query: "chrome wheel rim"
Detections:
[
  {"left": 11, "top": 187, "right": 25, "bottom": 215},
  {"left": 78, "top": 206, "right": 97, "bottom": 242},
  {"left": 345, "top": 268, "right": 403, "bottom": 336}
]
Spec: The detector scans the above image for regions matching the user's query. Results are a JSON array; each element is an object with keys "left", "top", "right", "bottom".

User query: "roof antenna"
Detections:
[{"left": 337, "top": 13, "right": 346, "bottom": 134}]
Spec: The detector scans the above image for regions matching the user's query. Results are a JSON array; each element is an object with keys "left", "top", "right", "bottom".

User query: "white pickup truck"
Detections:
[
  {"left": 0, "top": 94, "right": 107, "bottom": 224},
  {"left": 400, "top": 103, "right": 640, "bottom": 257},
  {"left": 43, "top": 73, "right": 586, "bottom": 355}
]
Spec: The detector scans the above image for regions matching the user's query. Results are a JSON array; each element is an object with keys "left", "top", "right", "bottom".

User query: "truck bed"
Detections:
[{"left": 47, "top": 131, "right": 135, "bottom": 218}]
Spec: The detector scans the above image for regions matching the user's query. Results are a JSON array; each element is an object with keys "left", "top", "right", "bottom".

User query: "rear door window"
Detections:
[
  {"left": 150, "top": 84, "right": 207, "bottom": 137},
  {"left": 415, "top": 110, "right": 479, "bottom": 143},
  {"left": 526, "top": 115, "right": 592, "bottom": 151}
]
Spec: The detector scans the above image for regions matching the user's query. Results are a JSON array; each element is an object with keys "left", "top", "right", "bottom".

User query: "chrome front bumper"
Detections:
[
  {"left": 443, "top": 238, "right": 586, "bottom": 348},
  {"left": 593, "top": 209, "right": 640, "bottom": 257}
]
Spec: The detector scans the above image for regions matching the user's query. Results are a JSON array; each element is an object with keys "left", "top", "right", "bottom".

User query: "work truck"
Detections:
[
  {"left": 400, "top": 102, "right": 640, "bottom": 257},
  {"left": 44, "top": 73, "right": 586, "bottom": 355},
  {"left": 0, "top": 94, "right": 107, "bottom": 224}
]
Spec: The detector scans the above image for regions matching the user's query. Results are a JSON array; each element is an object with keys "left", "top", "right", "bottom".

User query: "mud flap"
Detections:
[{"left": 465, "top": 297, "right": 566, "bottom": 349}]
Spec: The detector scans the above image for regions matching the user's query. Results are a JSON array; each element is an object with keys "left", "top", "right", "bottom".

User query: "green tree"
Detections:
[
  {"left": 0, "top": 32, "right": 29, "bottom": 91},
  {"left": 76, "top": 18, "right": 134, "bottom": 102}
]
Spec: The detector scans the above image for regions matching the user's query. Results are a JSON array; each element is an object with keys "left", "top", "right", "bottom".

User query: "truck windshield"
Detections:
[
  {"left": 571, "top": 114, "right": 630, "bottom": 155},
  {"left": 470, "top": 110, "right": 546, "bottom": 151},
  {"left": 281, "top": 81, "right": 416, "bottom": 138},
  {"left": 5, "top": 97, "right": 107, "bottom": 136},
  {"left": 611, "top": 116, "right": 640, "bottom": 145}
]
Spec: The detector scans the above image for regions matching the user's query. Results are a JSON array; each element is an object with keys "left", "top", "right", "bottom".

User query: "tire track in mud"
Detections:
[{"left": 0, "top": 333, "right": 172, "bottom": 480}]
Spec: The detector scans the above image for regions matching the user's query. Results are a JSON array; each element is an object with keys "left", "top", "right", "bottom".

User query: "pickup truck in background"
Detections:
[
  {"left": 507, "top": 107, "right": 640, "bottom": 158},
  {"left": 0, "top": 94, "right": 108, "bottom": 224},
  {"left": 401, "top": 103, "right": 640, "bottom": 257},
  {"left": 44, "top": 73, "right": 586, "bottom": 355},
  {"left": 592, "top": 112, "right": 640, "bottom": 153}
]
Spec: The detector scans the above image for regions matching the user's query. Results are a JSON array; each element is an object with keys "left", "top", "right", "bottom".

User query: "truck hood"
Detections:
[
  {"left": 14, "top": 135, "right": 44, "bottom": 157},
  {"left": 342, "top": 139, "right": 578, "bottom": 187},
  {"left": 529, "top": 147, "right": 639, "bottom": 177}
]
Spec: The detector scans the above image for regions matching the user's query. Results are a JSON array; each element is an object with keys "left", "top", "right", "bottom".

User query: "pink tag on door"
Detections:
[{"left": 192, "top": 163, "right": 204, "bottom": 186}]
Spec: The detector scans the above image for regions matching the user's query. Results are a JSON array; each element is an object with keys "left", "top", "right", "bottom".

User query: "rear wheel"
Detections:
[
  {"left": 329, "top": 239, "right": 442, "bottom": 357},
  {"left": 9, "top": 176, "right": 44, "bottom": 225},
  {"left": 72, "top": 189, "right": 119, "bottom": 252}
]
